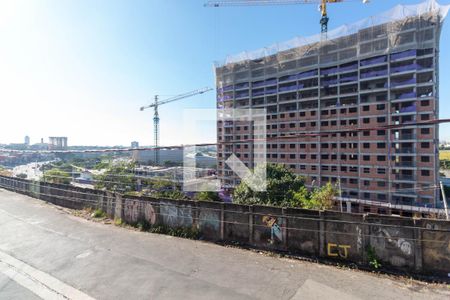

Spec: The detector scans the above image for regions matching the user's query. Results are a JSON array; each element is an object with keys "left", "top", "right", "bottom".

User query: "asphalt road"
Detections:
[{"left": 0, "top": 188, "right": 449, "bottom": 300}]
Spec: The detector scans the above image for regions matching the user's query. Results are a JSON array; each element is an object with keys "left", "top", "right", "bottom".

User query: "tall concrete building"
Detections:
[
  {"left": 216, "top": 1, "right": 449, "bottom": 211},
  {"left": 48, "top": 137, "right": 68, "bottom": 150},
  {"left": 24, "top": 136, "right": 30, "bottom": 146}
]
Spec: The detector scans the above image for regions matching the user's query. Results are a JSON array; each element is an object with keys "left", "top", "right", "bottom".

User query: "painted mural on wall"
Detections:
[
  {"left": 370, "top": 226, "right": 413, "bottom": 267},
  {"left": 262, "top": 215, "right": 282, "bottom": 244}
]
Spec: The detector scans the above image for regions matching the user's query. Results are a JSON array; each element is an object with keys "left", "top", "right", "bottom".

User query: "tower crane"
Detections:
[
  {"left": 140, "top": 87, "right": 213, "bottom": 164},
  {"left": 205, "top": 0, "right": 370, "bottom": 35}
]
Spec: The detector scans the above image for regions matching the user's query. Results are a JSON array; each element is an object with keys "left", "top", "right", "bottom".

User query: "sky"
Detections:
[{"left": 0, "top": 0, "right": 449, "bottom": 147}]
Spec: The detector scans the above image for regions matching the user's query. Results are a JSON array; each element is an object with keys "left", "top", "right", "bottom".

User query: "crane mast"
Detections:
[{"left": 140, "top": 87, "right": 213, "bottom": 165}]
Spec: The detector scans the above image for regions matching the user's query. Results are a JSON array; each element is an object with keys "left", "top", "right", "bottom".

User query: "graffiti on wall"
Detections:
[
  {"left": 160, "top": 202, "right": 193, "bottom": 228},
  {"left": 124, "top": 199, "right": 140, "bottom": 223},
  {"left": 262, "top": 216, "right": 282, "bottom": 243},
  {"left": 375, "top": 228, "right": 412, "bottom": 256},
  {"left": 327, "top": 243, "right": 351, "bottom": 258},
  {"left": 144, "top": 202, "right": 156, "bottom": 225},
  {"left": 199, "top": 210, "right": 220, "bottom": 233},
  {"left": 356, "top": 225, "right": 362, "bottom": 253}
]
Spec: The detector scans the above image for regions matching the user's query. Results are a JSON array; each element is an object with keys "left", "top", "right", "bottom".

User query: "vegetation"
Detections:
[
  {"left": 92, "top": 209, "right": 106, "bottom": 218},
  {"left": 293, "top": 182, "right": 336, "bottom": 210},
  {"left": 16, "top": 173, "right": 28, "bottom": 179},
  {"left": 440, "top": 159, "right": 450, "bottom": 170},
  {"left": 233, "top": 163, "right": 337, "bottom": 210},
  {"left": 132, "top": 221, "right": 199, "bottom": 239},
  {"left": 194, "top": 191, "right": 221, "bottom": 202},
  {"left": 439, "top": 150, "right": 450, "bottom": 160},
  {"left": 233, "top": 164, "right": 305, "bottom": 207},
  {"left": 43, "top": 169, "right": 71, "bottom": 184},
  {"left": 0, "top": 166, "right": 12, "bottom": 177},
  {"left": 367, "top": 246, "right": 382, "bottom": 269},
  {"left": 94, "top": 161, "right": 137, "bottom": 192}
]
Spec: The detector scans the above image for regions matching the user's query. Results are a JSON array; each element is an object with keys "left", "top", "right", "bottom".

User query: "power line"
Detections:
[{"left": 1, "top": 118, "right": 449, "bottom": 154}]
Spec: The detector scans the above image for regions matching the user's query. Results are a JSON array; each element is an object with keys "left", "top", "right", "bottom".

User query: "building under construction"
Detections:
[{"left": 216, "top": 1, "right": 449, "bottom": 211}]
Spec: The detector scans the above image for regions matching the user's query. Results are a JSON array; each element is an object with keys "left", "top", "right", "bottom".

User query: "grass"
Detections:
[
  {"left": 114, "top": 218, "right": 123, "bottom": 226},
  {"left": 92, "top": 209, "right": 106, "bottom": 218},
  {"left": 439, "top": 150, "right": 450, "bottom": 160}
]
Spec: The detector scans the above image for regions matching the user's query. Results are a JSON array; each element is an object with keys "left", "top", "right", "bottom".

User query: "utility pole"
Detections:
[{"left": 439, "top": 181, "right": 449, "bottom": 220}]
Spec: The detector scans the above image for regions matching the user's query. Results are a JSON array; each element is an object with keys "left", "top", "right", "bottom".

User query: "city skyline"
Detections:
[{"left": 1, "top": 0, "right": 450, "bottom": 147}]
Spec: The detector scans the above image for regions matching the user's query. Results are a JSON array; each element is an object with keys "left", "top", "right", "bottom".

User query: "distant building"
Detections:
[
  {"left": 24, "top": 136, "right": 30, "bottom": 146},
  {"left": 133, "top": 148, "right": 216, "bottom": 168},
  {"left": 131, "top": 141, "right": 139, "bottom": 149},
  {"left": 48, "top": 137, "right": 68, "bottom": 150}
]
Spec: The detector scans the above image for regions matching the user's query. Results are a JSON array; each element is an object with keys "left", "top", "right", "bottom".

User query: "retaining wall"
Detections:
[{"left": 1, "top": 175, "right": 449, "bottom": 279}]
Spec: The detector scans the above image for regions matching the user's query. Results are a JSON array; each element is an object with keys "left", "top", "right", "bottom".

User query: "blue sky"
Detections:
[{"left": 0, "top": 0, "right": 449, "bottom": 146}]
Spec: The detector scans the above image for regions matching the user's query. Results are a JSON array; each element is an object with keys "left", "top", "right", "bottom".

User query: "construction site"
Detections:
[{"left": 215, "top": 0, "right": 449, "bottom": 213}]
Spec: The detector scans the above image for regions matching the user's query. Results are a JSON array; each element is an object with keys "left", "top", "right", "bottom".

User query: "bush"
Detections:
[
  {"left": 92, "top": 209, "right": 106, "bottom": 218},
  {"left": 194, "top": 191, "right": 221, "bottom": 202},
  {"left": 233, "top": 163, "right": 337, "bottom": 209},
  {"left": 367, "top": 246, "right": 382, "bottom": 269}
]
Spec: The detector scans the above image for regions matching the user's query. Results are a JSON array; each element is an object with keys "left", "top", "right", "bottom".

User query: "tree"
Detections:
[
  {"left": 94, "top": 162, "right": 136, "bottom": 192},
  {"left": 233, "top": 163, "right": 305, "bottom": 207},
  {"left": 233, "top": 163, "right": 337, "bottom": 210},
  {"left": 195, "top": 191, "right": 221, "bottom": 202},
  {"left": 0, "top": 167, "right": 12, "bottom": 177},
  {"left": 16, "top": 173, "right": 28, "bottom": 179},
  {"left": 150, "top": 179, "right": 189, "bottom": 200},
  {"left": 294, "top": 182, "right": 336, "bottom": 210},
  {"left": 43, "top": 169, "right": 71, "bottom": 185}
]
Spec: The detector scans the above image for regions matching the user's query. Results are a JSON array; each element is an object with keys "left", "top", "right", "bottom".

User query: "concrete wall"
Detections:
[{"left": 1, "top": 175, "right": 449, "bottom": 279}]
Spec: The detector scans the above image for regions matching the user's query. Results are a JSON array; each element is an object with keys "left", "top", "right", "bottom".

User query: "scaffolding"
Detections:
[
  {"left": 215, "top": 0, "right": 450, "bottom": 209},
  {"left": 215, "top": 0, "right": 449, "bottom": 80}
]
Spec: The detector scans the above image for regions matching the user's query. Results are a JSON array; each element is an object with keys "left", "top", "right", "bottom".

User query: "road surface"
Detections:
[
  {"left": 0, "top": 188, "right": 449, "bottom": 300},
  {"left": 12, "top": 162, "right": 49, "bottom": 181}
]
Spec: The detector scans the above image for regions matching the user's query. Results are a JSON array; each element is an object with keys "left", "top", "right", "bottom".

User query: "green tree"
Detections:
[
  {"left": 294, "top": 182, "right": 336, "bottom": 210},
  {"left": 233, "top": 163, "right": 337, "bottom": 210},
  {"left": 16, "top": 173, "right": 28, "bottom": 179},
  {"left": 233, "top": 163, "right": 305, "bottom": 207},
  {"left": 94, "top": 162, "right": 136, "bottom": 192},
  {"left": 195, "top": 191, "right": 221, "bottom": 202},
  {"left": 43, "top": 169, "right": 71, "bottom": 184}
]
